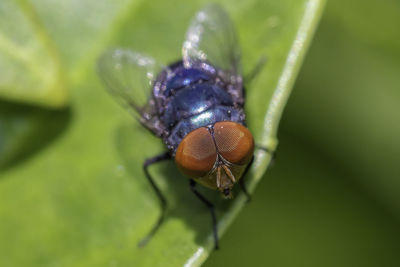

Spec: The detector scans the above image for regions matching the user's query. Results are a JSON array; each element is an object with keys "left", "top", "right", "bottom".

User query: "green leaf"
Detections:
[
  {"left": 0, "top": 0, "right": 67, "bottom": 107},
  {"left": 0, "top": 0, "right": 324, "bottom": 266}
]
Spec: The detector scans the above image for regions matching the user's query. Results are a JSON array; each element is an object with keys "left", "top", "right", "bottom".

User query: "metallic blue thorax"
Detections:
[{"left": 153, "top": 61, "right": 245, "bottom": 154}]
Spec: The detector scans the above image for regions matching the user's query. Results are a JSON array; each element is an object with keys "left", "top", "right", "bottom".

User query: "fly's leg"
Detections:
[
  {"left": 239, "top": 145, "right": 276, "bottom": 202},
  {"left": 244, "top": 56, "right": 267, "bottom": 84},
  {"left": 242, "top": 56, "right": 267, "bottom": 105},
  {"left": 189, "top": 179, "right": 219, "bottom": 250},
  {"left": 138, "top": 151, "right": 171, "bottom": 247},
  {"left": 239, "top": 156, "right": 254, "bottom": 202}
]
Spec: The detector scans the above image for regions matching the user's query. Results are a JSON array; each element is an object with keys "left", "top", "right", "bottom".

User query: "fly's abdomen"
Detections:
[{"left": 164, "top": 68, "right": 211, "bottom": 96}]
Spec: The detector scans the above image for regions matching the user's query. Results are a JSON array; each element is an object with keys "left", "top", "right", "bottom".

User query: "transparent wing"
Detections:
[
  {"left": 182, "top": 4, "right": 242, "bottom": 79},
  {"left": 97, "top": 48, "right": 165, "bottom": 134}
]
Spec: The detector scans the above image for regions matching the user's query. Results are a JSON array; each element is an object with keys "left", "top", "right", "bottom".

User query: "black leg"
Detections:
[
  {"left": 239, "top": 156, "right": 254, "bottom": 202},
  {"left": 189, "top": 180, "right": 219, "bottom": 250},
  {"left": 244, "top": 56, "right": 267, "bottom": 84},
  {"left": 239, "top": 146, "right": 276, "bottom": 202},
  {"left": 138, "top": 151, "right": 171, "bottom": 247}
]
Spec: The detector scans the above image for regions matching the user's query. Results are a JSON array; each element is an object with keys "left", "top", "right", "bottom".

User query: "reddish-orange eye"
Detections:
[
  {"left": 175, "top": 127, "right": 217, "bottom": 178},
  {"left": 213, "top": 121, "right": 254, "bottom": 165}
]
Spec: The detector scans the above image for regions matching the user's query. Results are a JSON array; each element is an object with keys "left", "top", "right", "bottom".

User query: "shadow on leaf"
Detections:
[{"left": 0, "top": 100, "right": 71, "bottom": 173}]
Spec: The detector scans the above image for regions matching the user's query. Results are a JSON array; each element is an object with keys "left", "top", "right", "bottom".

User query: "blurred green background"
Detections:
[
  {"left": 206, "top": 0, "right": 400, "bottom": 266},
  {"left": 1, "top": 0, "right": 400, "bottom": 266}
]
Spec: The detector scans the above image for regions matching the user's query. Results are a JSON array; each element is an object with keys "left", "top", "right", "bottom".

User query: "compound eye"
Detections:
[
  {"left": 175, "top": 127, "right": 217, "bottom": 178},
  {"left": 213, "top": 122, "right": 254, "bottom": 165}
]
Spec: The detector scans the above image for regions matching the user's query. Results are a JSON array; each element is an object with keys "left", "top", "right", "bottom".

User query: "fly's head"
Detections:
[{"left": 175, "top": 121, "right": 254, "bottom": 198}]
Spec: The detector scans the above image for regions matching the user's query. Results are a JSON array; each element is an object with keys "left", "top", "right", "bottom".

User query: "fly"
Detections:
[{"left": 97, "top": 4, "right": 267, "bottom": 249}]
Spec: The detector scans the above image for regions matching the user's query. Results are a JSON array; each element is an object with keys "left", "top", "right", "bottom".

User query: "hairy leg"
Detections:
[
  {"left": 189, "top": 179, "right": 219, "bottom": 250},
  {"left": 138, "top": 152, "right": 171, "bottom": 247}
]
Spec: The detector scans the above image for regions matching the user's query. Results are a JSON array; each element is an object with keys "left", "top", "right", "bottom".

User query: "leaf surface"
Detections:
[{"left": 0, "top": 0, "right": 324, "bottom": 266}]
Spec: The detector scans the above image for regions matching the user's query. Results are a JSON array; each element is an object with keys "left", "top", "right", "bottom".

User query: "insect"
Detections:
[{"left": 98, "top": 4, "right": 264, "bottom": 249}]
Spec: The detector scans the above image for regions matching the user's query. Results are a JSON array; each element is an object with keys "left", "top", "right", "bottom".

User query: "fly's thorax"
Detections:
[
  {"left": 175, "top": 121, "right": 254, "bottom": 198},
  {"left": 153, "top": 60, "right": 245, "bottom": 154}
]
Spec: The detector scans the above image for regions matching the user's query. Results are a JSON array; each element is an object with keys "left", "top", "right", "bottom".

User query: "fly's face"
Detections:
[{"left": 175, "top": 121, "right": 254, "bottom": 198}]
